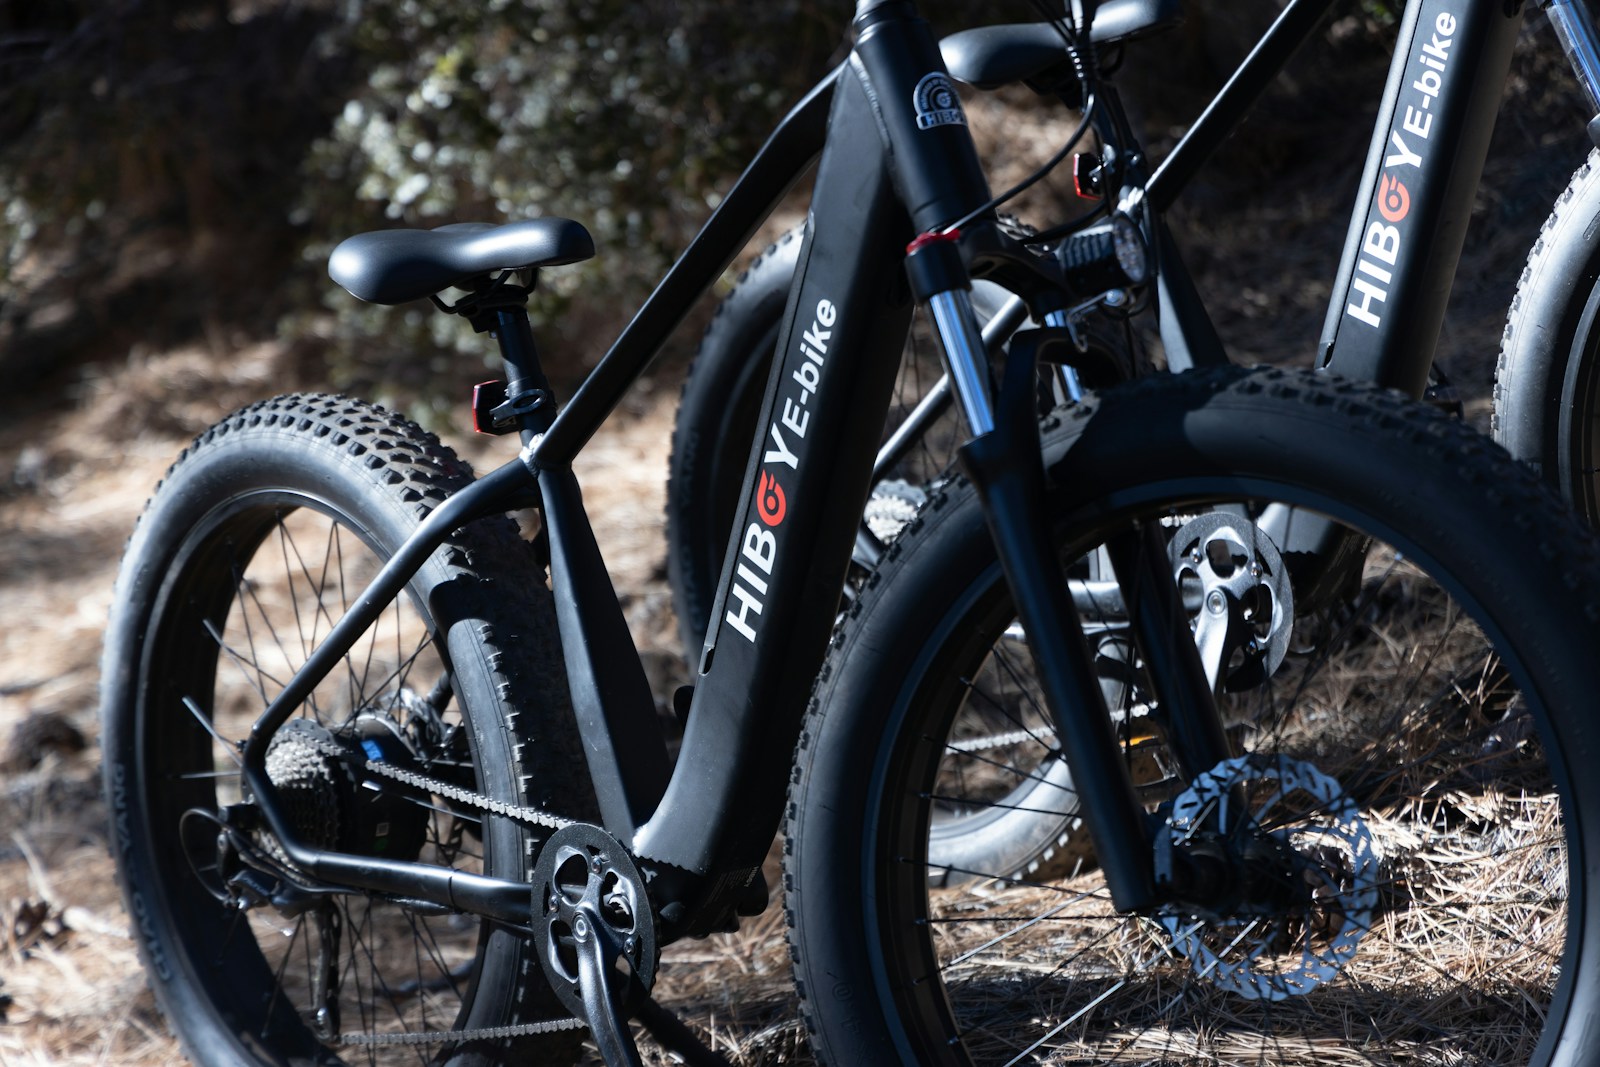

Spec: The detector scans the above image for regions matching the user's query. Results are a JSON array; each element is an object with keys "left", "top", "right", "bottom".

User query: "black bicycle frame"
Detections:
[
  {"left": 235, "top": 0, "right": 1165, "bottom": 933},
  {"left": 232, "top": 0, "right": 1535, "bottom": 934},
  {"left": 807, "top": 0, "right": 1528, "bottom": 510},
  {"left": 1138, "top": 0, "right": 1524, "bottom": 392},
  {"left": 1319, "top": 0, "right": 1522, "bottom": 393}
]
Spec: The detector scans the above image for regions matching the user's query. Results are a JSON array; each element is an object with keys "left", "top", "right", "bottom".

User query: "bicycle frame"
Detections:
[
  {"left": 1142, "top": 0, "right": 1525, "bottom": 390},
  {"left": 821, "top": 0, "right": 1533, "bottom": 513},
  {"left": 232, "top": 0, "right": 1168, "bottom": 936},
  {"left": 228, "top": 0, "right": 1548, "bottom": 938}
]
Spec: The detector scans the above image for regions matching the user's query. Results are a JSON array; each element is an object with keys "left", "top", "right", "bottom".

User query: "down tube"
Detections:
[
  {"left": 632, "top": 70, "right": 914, "bottom": 879},
  {"left": 1318, "top": 0, "right": 1521, "bottom": 394}
]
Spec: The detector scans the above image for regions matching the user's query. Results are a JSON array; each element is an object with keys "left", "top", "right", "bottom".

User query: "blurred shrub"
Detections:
[
  {"left": 0, "top": 0, "right": 848, "bottom": 403},
  {"left": 0, "top": 0, "right": 357, "bottom": 387},
  {"left": 4, "top": 0, "right": 1405, "bottom": 407}
]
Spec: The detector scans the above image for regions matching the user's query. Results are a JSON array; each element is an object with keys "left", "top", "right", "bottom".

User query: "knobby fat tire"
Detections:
[
  {"left": 1496, "top": 148, "right": 1600, "bottom": 521},
  {"left": 100, "top": 395, "right": 593, "bottom": 1066},
  {"left": 787, "top": 366, "right": 1600, "bottom": 1066}
]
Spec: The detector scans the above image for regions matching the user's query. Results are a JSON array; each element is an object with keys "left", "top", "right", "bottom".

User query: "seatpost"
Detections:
[
  {"left": 456, "top": 276, "right": 558, "bottom": 445},
  {"left": 488, "top": 307, "right": 558, "bottom": 445}
]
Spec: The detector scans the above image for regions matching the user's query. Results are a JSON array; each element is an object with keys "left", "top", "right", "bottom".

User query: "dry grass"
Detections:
[
  {"left": 1, "top": 776, "right": 172, "bottom": 1066},
  {"left": 0, "top": 345, "right": 1571, "bottom": 1067}
]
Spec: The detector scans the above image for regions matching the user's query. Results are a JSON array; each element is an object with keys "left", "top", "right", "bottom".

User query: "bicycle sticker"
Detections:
[
  {"left": 1343, "top": 8, "right": 1457, "bottom": 332},
  {"left": 913, "top": 72, "right": 965, "bottom": 130}
]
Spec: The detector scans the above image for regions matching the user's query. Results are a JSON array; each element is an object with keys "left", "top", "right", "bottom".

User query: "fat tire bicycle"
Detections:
[
  {"left": 102, "top": 1, "right": 1600, "bottom": 1064},
  {"left": 664, "top": 0, "right": 1600, "bottom": 892}
]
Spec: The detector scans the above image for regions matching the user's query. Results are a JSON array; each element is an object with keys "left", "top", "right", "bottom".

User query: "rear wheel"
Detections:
[
  {"left": 1496, "top": 150, "right": 1600, "bottom": 522},
  {"left": 789, "top": 368, "right": 1600, "bottom": 1065},
  {"left": 101, "top": 395, "right": 591, "bottom": 1065}
]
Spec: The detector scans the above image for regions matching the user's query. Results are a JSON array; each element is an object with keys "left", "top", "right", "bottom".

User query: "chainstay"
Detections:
[{"left": 337, "top": 1016, "right": 587, "bottom": 1047}]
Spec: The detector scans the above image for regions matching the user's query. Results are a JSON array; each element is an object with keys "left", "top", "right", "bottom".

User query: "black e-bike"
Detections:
[{"left": 103, "top": 1, "right": 1600, "bottom": 1064}]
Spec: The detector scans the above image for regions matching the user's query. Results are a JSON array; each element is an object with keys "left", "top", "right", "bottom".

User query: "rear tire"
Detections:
[
  {"left": 102, "top": 395, "right": 592, "bottom": 1065},
  {"left": 1495, "top": 150, "right": 1600, "bottom": 522}
]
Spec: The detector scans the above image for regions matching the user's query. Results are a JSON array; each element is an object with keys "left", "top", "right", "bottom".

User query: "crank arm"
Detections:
[
  {"left": 568, "top": 903, "right": 737, "bottom": 1067},
  {"left": 572, "top": 903, "right": 646, "bottom": 1067}
]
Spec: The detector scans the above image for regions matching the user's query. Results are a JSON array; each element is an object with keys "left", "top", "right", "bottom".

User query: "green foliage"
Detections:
[
  {"left": 1, "top": 0, "right": 842, "bottom": 395},
  {"left": 287, "top": 0, "right": 842, "bottom": 393},
  {"left": 1356, "top": 0, "right": 1402, "bottom": 28}
]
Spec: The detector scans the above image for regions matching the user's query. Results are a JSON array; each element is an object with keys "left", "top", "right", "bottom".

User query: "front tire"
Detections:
[
  {"left": 789, "top": 368, "right": 1600, "bottom": 1065},
  {"left": 101, "top": 395, "right": 591, "bottom": 1065}
]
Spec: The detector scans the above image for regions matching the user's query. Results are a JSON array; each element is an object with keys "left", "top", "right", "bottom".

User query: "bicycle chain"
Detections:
[
  {"left": 337, "top": 1016, "right": 587, "bottom": 1047},
  {"left": 371, "top": 747, "right": 575, "bottom": 833},
  {"left": 280, "top": 734, "right": 588, "bottom": 1047},
  {"left": 304, "top": 732, "right": 577, "bottom": 833}
]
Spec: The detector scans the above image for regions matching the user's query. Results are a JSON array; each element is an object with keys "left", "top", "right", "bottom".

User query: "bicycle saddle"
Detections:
[
  {"left": 328, "top": 218, "right": 595, "bottom": 305},
  {"left": 942, "top": 0, "right": 1184, "bottom": 91}
]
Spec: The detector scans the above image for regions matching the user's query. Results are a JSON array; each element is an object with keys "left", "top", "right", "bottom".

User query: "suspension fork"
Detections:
[
  {"left": 1543, "top": 0, "right": 1600, "bottom": 144},
  {"left": 905, "top": 236, "right": 1152, "bottom": 912}
]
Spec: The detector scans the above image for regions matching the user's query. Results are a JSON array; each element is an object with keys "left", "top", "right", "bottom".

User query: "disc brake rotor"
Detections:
[{"left": 1159, "top": 753, "right": 1381, "bottom": 1001}]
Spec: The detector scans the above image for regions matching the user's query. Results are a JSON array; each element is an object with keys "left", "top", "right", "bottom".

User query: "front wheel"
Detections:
[
  {"left": 788, "top": 368, "right": 1600, "bottom": 1065},
  {"left": 101, "top": 395, "right": 592, "bottom": 1065}
]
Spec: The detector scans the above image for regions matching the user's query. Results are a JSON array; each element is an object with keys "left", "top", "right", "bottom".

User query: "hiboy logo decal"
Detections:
[
  {"left": 913, "top": 72, "right": 966, "bottom": 130},
  {"left": 722, "top": 297, "right": 837, "bottom": 643},
  {"left": 1345, "top": 7, "right": 1455, "bottom": 330}
]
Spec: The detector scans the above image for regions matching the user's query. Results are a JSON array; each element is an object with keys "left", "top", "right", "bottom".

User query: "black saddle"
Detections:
[
  {"left": 941, "top": 0, "right": 1184, "bottom": 91},
  {"left": 328, "top": 218, "right": 595, "bottom": 306}
]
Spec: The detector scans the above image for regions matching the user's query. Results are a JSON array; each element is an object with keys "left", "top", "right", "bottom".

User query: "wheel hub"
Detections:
[
  {"left": 262, "top": 705, "right": 431, "bottom": 865},
  {"left": 1169, "top": 512, "right": 1294, "bottom": 692}
]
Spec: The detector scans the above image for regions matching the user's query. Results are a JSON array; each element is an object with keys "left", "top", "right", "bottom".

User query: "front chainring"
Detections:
[{"left": 532, "top": 822, "right": 660, "bottom": 1019}]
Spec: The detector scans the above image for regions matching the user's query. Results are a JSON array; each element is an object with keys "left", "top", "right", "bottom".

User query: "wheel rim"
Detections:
[
  {"left": 867, "top": 497, "right": 1576, "bottom": 1066},
  {"left": 132, "top": 491, "right": 517, "bottom": 1061},
  {"left": 1558, "top": 275, "right": 1600, "bottom": 523}
]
